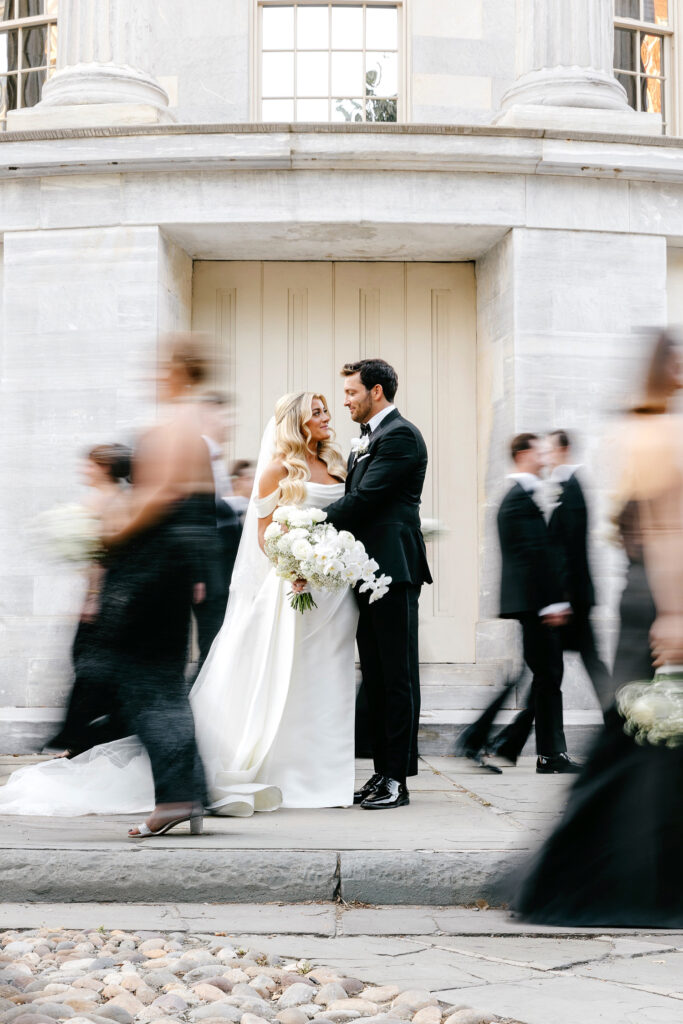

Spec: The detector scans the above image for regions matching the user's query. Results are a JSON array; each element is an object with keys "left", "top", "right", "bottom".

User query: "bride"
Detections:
[{"left": 0, "top": 392, "right": 359, "bottom": 821}]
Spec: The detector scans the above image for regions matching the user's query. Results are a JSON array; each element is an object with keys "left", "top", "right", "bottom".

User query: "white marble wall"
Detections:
[
  {"left": 0, "top": 225, "right": 191, "bottom": 749},
  {"left": 411, "top": 0, "right": 515, "bottom": 124},
  {"left": 476, "top": 227, "right": 668, "bottom": 706}
]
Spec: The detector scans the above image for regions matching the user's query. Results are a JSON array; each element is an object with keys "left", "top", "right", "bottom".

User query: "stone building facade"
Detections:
[{"left": 1, "top": 0, "right": 681, "bottom": 750}]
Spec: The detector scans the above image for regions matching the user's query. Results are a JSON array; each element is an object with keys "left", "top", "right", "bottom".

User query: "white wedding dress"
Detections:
[{"left": 0, "top": 467, "right": 358, "bottom": 817}]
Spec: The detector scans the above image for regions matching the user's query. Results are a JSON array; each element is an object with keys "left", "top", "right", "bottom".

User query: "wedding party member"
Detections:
[
  {"left": 196, "top": 392, "right": 241, "bottom": 670},
  {"left": 45, "top": 443, "right": 131, "bottom": 758},
  {"left": 545, "top": 430, "right": 612, "bottom": 711},
  {"left": 325, "top": 359, "right": 432, "bottom": 810},
  {"left": 513, "top": 335, "right": 683, "bottom": 926},
  {"left": 0, "top": 389, "right": 357, "bottom": 819},
  {"left": 489, "top": 433, "right": 581, "bottom": 774}
]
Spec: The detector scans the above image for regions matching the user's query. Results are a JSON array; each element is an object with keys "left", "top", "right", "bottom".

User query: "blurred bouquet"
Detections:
[
  {"left": 264, "top": 505, "right": 391, "bottom": 613},
  {"left": 29, "top": 503, "right": 103, "bottom": 565},
  {"left": 617, "top": 673, "right": 683, "bottom": 748}
]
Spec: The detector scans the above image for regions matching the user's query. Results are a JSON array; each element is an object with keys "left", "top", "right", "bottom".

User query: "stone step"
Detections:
[{"left": 418, "top": 709, "right": 604, "bottom": 758}]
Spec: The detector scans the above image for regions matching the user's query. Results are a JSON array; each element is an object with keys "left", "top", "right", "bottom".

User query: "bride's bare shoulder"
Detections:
[{"left": 259, "top": 460, "right": 287, "bottom": 498}]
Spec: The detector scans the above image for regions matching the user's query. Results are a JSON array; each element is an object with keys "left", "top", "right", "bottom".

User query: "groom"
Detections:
[{"left": 325, "top": 359, "right": 432, "bottom": 809}]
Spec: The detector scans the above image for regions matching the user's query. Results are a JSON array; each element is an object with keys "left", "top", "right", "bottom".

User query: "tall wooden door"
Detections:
[{"left": 192, "top": 261, "right": 477, "bottom": 662}]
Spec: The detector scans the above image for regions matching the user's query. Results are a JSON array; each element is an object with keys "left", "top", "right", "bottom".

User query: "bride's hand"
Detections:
[{"left": 291, "top": 578, "right": 307, "bottom": 593}]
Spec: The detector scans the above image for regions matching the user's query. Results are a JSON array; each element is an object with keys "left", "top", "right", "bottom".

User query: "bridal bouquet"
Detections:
[
  {"left": 29, "top": 503, "right": 103, "bottom": 565},
  {"left": 264, "top": 505, "right": 391, "bottom": 613}
]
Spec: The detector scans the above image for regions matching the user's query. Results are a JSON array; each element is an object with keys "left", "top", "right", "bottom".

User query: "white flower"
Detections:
[
  {"left": 264, "top": 522, "right": 282, "bottom": 540},
  {"left": 350, "top": 436, "right": 370, "bottom": 456},
  {"left": 277, "top": 534, "right": 293, "bottom": 553},
  {"left": 288, "top": 527, "right": 308, "bottom": 541},
  {"left": 291, "top": 538, "right": 313, "bottom": 560},
  {"left": 311, "top": 508, "right": 327, "bottom": 523},
  {"left": 337, "top": 530, "right": 355, "bottom": 549},
  {"left": 360, "top": 558, "right": 379, "bottom": 581}
]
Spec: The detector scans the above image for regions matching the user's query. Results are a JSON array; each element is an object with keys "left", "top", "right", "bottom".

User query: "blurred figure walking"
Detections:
[
  {"left": 102, "top": 334, "right": 214, "bottom": 838},
  {"left": 488, "top": 433, "right": 581, "bottom": 774},
  {"left": 513, "top": 333, "right": 683, "bottom": 926},
  {"left": 545, "top": 430, "right": 612, "bottom": 712},
  {"left": 196, "top": 392, "right": 242, "bottom": 671},
  {"left": 45, "top": 444, "right": 131, "bottom": 758}
]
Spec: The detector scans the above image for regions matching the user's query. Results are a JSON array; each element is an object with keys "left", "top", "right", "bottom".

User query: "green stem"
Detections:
[{"left": 289, "top": 591, "right": 318, "bottom": 613}]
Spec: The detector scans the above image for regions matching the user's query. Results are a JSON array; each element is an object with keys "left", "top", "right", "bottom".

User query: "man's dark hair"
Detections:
[
  {"left": 510, "top": 432, "right": 538, "bottom": 462},
  {"left": 341, "top": 358, "right": 398, "bottom": 402},
  {"left": 548, "top": 429, "right": 571, "bottom": 449}
]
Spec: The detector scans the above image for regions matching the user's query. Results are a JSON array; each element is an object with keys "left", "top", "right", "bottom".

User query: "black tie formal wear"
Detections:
[
  {"left": 324, "top": 410, "right": 432, "bottom": 783},
  {"left": 547, "top": 472, "right": 612, "bottom": 712},
  {"left": 495, "top": 481, "right": 568, "bottom": 758}
]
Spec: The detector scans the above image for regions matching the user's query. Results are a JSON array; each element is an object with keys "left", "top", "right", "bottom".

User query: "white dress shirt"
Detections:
[{"left": 366, "top": 404, "right": 396, "bottom": 434}]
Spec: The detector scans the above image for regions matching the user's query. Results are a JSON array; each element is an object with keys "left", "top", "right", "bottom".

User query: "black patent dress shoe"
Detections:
[
  {"left": 353, "top": 773, "right": 384, "bottom": 805},
  {"left": 536, "top": 753, "right": 583, "bottom": 774},
  {"left": 360, "top": 777, "right": 409, "bottom": 809}
]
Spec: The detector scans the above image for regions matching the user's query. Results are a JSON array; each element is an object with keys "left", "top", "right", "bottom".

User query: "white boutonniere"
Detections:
[{"left": 350, "top": 436, "right": 370, "bottom": 457}]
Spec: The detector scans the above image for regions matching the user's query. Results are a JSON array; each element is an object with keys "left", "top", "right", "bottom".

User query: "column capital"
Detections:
[
  {"left": 495, "top": 0, "right": 661, "bottom": 135},
  {"left": 7, "top": 0, "right": 173, "bottom": 131}
]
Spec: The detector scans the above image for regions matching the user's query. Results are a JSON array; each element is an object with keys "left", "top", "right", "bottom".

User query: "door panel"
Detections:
[{"left": 193, "top": 261, "right": 477, "bottom": 662}]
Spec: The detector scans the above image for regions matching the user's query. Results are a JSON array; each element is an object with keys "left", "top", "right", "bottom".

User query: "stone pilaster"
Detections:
[
  {"left": 7, "top": 0, "right": 172, "bottom": 130},
  {"left": 496, "top": 0, "right": 661, "bottom": 134}
]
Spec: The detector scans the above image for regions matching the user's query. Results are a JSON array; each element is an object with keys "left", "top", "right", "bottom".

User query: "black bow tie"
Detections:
[{"left": 360, "top": 423, "right": 371, "bottom": 437}]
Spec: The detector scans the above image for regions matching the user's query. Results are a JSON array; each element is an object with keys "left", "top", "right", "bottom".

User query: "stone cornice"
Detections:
[{"left": 0, "top": 122, "right": 683, "bottom": 184}]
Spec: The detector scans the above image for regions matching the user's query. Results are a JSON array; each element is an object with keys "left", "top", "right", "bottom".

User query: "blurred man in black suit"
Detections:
[
  {"left": 546, "top": 430, "right": 612, "bottom": 711},
  {"left": 491, "top": 433, "right": 581, "bottom": 774}
]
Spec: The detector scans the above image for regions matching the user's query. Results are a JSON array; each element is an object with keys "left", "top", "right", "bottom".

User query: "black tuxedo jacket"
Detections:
[
  {"left": 325, "top": 409, "right": 432, "bottom": 586},
  {"left": 497, "top": 481, "right": 566, "bottom": 618},
  {"left": 547, "top": 472, "right": 595, "bottom": 609}
]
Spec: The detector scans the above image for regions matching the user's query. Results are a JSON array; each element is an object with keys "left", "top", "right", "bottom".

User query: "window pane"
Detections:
[
  {"left": 642, "top": 75, "right": 662, "bottom": 114},
  {"left": 262, "top": 6, "right": 294, "bottom": 50},
  {"left": 640, "top": 33, "right": 662, "bottom": 76},
  {"left": 296, "top": 97, "right": 328, "bottom": 121},
  {"left": 332, "top": 97, "right": 363, "bottom": 122},
  {"left": 0, "top": 33, "right": 7, "bottom": 75},
  {"left": 366, "top": 6, "right": 397, "bottom": 50},
  {"left": 0, "top": 75, "right": 7, "bottom": 122},
  {"left": 366, "top": 96, "right": 397, "bottom": 122},
  {"left": 23, "top": 22, "right": 46, "bottom": 69},
  {"left": 366, "top": 51, "right": 397, "bottom": 97},
  {"left": 643, "top": 1, "right": 668, "bottom": 24},
  {"left": 331, "top": 6, "right": 363, "bottom": 49},
  {"left": 615, "top": 0, "right": 639, "bottom": 16},
  {"left": 331, "top": 50, "right": 362, "bottom": 96},
  {"left": 614, "top": 28, "right": 635, "bottom": 71},
  {"left": 262, "top": 51, "right": 294, "bottom": 97},
  {"left": 17, "top": 1, "right": 45, "bottom": 16},
  {"left": 22, "top": 65, "right": 44, "bottom": 106},
  {"left": 47, "top": 20, "right": 56, "bottom": 65},
  {"left": 296, "top": 50, "right": 328, "bottom": 96},
  {"left": 296, "top": 5, "right": 328, "bottom": 49},
  {"left": 617, "top": 72, "right": 637, "bottom": 108},
  {"left": 262, "top": 98, "right": 294, "bottom": 120},
  {"left": 46, "top": 0, "right": 58, "bottom": 15}
]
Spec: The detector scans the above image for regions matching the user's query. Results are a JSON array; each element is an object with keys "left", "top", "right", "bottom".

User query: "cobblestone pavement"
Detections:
[{"left": 0, "top": 907, "right": 681, "bottom": 1024}]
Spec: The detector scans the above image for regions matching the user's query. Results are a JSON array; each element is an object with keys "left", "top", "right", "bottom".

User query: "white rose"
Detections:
[
  {"left": 273, "top": 507, "right": 292, "bottom": 524},
  {"left": 277, "top": 534, "right": 293, "bottom": 553},
  {"left": 291, "top": 538, "right": 313, "bottom": 559},
  {"left": 264, "top": 522, "right": 282, "bottom": 540},
  {"left": 337, "top": 530, "right": 355, "bottom": 549},
  {"left": 311, "top": 508, "right": 327, "bottom": 523},
  {"left": 288, "top": 527, "right": 309, "bottom": 541}
]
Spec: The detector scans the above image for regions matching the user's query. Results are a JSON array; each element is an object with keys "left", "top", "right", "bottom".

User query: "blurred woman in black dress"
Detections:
[
  {"left": 513, "top": 333, "right": 683, "bottom": 926},
  {"left": 46, "top": 443, "right": 131, "bottom": 758},
  {"left": 101, "top": 334, "right": 215, "bottom": 838}
]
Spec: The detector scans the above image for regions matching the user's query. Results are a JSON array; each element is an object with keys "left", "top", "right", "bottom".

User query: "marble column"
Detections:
[
  {"left": 496, "top": 0, "right": 661, "bottom": 134},
  {"left": 7, "top": 0, "right": 173, "bottom": 130}
]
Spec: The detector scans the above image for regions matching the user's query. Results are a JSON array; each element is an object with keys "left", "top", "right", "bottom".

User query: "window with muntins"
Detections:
[
  {"left": 614, "top": 0, "right": 671, "bottom": 132},
  {"left": 0, "top": 0, "right": 58, "bottom": 130},
  {"left": 259, "top": 1, "right": 400, "bottom": 123}
]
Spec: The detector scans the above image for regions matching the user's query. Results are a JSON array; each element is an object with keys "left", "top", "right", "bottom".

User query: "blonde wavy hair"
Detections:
[{"left": 274, "top": 392, "right": 346, "bottom": 506}]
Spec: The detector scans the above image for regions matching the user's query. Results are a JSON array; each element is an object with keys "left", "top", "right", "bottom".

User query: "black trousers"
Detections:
[
  {"left": 356, "top": 582, "right": 421, "bottom": 783},
  {"left": 566, "top": 605, "right": 613, "bottom": 713},
  {"left": 193, "top": 524, "right": 240, "bottom": 671},
  {"left": 496, "top": 614, "right": 567, "bottom": 759}
]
